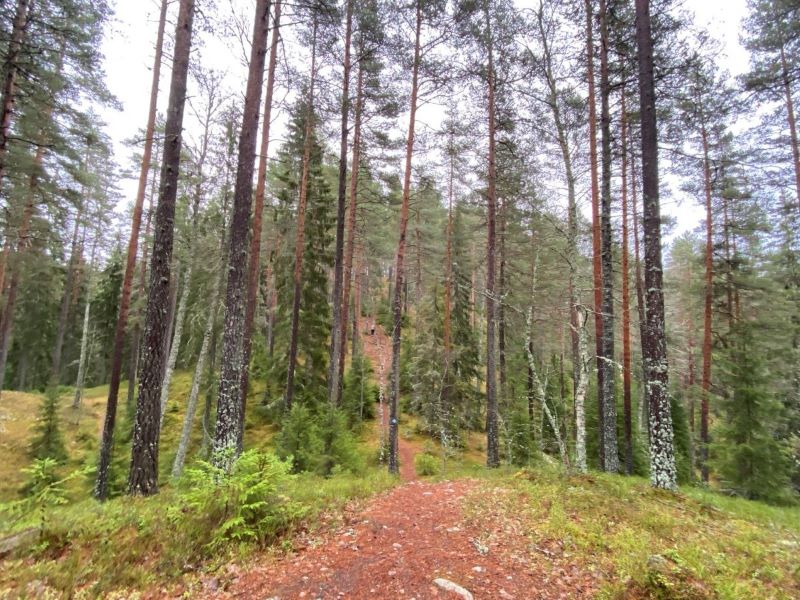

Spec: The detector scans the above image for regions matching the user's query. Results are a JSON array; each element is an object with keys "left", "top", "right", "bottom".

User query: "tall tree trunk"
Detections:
[
  {"left": 73, "top": 242, "right": 98, "bottom": 409},
  {"left": 483, "top": 0, "right": 500, "bottom": 468},
  {"left": 629, "top": 135, "right": 648, "bottom": 435},
  {"left": 328, "top": 0, "right": 354, "bottom": 406},
  {"left": 285, "top": 17, "right": 319, "bottom": 412},
  {"left": 700, "top": 121, "right": 713, "bottom": 483},
  {"left": 635, "top": 0, "right": 677, "bottom": 490},
  {"left": 498, "top": 200, "right": 507, "bottom": 402},
  {"left": 537, "top": 6, "right": 586, "bottom": 470},
  {"left": 158, "top": 263, "right": 190, "bottom": 425},
  {"left": 338, "top": 51, "right": 365, "bottom": 402},
  {"left": 51, "top": 194, "right": 85, "bottom": 385},
  {"left": 780, "top": 44, "right": 800, "bottom": 212},
  {"left": 213, "top": 0, "right": 271, "bottom": 465},
  {"left": 241, "top": 0, "right": 282, "bottom": 416},
  {"left": 0, "top": 144, "right": 41, "bottom": 396},
  {"left": 620, "top": 90, "right": 633, "bottom": 475},
  {"left": 125, "top": 0, "right": 196, "bottom": 497},
  {"left": 128, "top": 143, "right": 160, "bottom": 409},
  {"left": 598, "top": 0, "right": 618, "bottom": 473},
  {"left": 96, "top": 0, "right": 169, "bottom": 501},
  {"left": 584, "top": 0, "right": 606, "bottom": 464},
  {"left": 388, "top": 0, "right": 422, "bottom": 473},
  {"left": 0, "top": 0, "right": 33, "bottom": 195}
]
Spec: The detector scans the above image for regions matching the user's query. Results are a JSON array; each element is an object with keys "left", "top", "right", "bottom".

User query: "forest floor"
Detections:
[{"left": 194, "top": 322, "right": 598, "bottom": 599}]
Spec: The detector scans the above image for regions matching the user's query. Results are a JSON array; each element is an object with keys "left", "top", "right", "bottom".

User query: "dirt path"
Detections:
[
  {"left": 360, "top": 318, "right": 416, "bottom": 481},
  {"left": 214, "top": 479, "right": 593, "bottom": 599}
]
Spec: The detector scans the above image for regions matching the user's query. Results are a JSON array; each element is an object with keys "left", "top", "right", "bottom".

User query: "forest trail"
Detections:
[
  {"left": 359, "top": 317, "right": 416, "bottom": 482},
  {"left": 213, "top": 478, "right": 591, "bottom": 599}
]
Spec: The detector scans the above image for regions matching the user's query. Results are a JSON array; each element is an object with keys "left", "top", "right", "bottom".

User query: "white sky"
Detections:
[{"left": 99, "top": 0, "right": 751, "bottom": 238}]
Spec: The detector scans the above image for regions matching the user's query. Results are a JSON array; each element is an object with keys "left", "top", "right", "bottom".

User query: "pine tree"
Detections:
[{"left": 712, "top": 323, "right": 793, "bottom": 502}]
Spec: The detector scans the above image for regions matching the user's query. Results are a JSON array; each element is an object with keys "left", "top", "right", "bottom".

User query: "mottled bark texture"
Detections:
[
  {"left": 95, "top": 0, "right": 169, "bottom": 501},
  {"left": 635, "top": 0, "right": 677, "bottom": 490},
  {"left": 213, "top": 0, "right": 271, "bottom": 467},
  {"left": 126, "top": 0, "right": 196, "bottom": 497}
]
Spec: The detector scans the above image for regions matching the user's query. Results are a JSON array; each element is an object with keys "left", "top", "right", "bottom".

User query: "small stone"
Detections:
[
  {"left": 647, "top": 554, "right": 670, "bottom": 574},
  {"left": 472, "top": 566, "right": 484, "bottom": 573},
  {"left": 499, "top": 590, "right": 514, "bottom": 599},
  {"left": 393, "top": 543, "right": 402, "bottom": 550},
  {"left": 433, "top": 578, "right": 474, "bottom": 600}
]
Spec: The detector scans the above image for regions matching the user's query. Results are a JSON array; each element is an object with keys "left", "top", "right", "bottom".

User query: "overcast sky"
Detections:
[{"left": 99, "top": 0, "right": 751, "bottom": 239}]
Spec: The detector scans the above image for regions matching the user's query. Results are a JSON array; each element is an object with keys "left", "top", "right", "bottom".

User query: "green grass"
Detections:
[{"left": 463, "top": 467, "right": 800, "bottom": 599}]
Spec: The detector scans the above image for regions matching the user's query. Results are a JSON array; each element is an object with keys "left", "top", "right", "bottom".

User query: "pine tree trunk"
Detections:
[
  {"left": 635, "top": 0, "right": 677, "bottom": 491},
  {"left": 212, "top": 0, "right": 271, "bottom": 465},
  {"left": 73, "top": 243, "right": 98, "bottom": 409},
  {"left": 699, "top": 121, "right": 714, "bottom": 483},
  {"left": 51, "top": 197, "right": 85, "bottom": 385},
  {"left": 780, "top": 44, "right": 800, "bottom": 212},
  {"left": 483, "top": 0, "right": 500, "bottom": 468},
  {"left": 584, "top": 0, "right": 606, "bottom": 465},
  {"left": 128, "top": 142, "right": 161, "bottom": 410},
  {"left": 158, "top": 263, "right": 191, "bottom": 427},
  {"left": 537, "top": 6, "right": 586, "bottom": 470},
  {"left": 498, "top": 201, "right": 507, "bottom": 403},
  {"left": 338, "top": 52, "right": 365, "bottom": 403},
  {"left": 620, "top": 91, "right": 634, "bottom": 475},
  {"left": 285, "top": 18, "right": 319, "bottom": 412},
  {"left": 95, "top": 0, "right": 169, "bottom": 501},
  {"left": 328, "top": 0, "right": 354, "bottom": 406},
  {"left": 0, "top": 0, "right": 33, "bottom": 195},
  {"left": 125, "top": 0, "right": 196, "bottom": 497},
  {"left": 388, "top": 1, "right": 422, "bottom": 475},
  {"left": 630, "top": 138, "right": 648, "bottom": 435},
  {"left": 0, "top": 147, "right": 40, "bottom": 397},
  {"left": 598, "top": 0, "right": 618, "bottom": 473},
  {"left": 241, "top": 0, "right": 282, "bottom": 417}
]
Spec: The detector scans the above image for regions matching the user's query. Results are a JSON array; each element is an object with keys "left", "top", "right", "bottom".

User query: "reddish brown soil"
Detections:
[
  {"left": 188, "top": 321, "right": 597, "bottom": 599},
  {"left": 207, "top": 478, "right": 595, "bottom": 599}
]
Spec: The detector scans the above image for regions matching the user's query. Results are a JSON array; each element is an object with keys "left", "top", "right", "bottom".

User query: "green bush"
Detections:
[
  {"left": 414, "top": 452, "right": 439, "bottom": 477},
  {"left": 170, "top": 450, "right": 304, "bottom": 551},
  {"left": 276, "top": 404, "right": 323, "bottom": 473}
]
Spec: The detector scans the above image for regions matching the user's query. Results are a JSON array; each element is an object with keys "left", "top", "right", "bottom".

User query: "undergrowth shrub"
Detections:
[
  {"left": 414, "top": 452, "right": 439, "bottom": 477},
  {"left": 169, "top": 450, "right": 305, "bottom": 552}
]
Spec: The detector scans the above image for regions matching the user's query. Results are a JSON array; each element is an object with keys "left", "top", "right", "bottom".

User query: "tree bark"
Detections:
[
  {"left": 0, "top": 0, "right": 34, "bottom": 196},
  {"left": 125, "top": 0, "right": 196, "bottom": 497},
  {"left": 536, "top": 6, "right": 586, "bottom": 470},
  {"left": 95, "top": 0, "right": 169, "bottom": 500},
  {"left": 780, "top": 44, "right": 800, "bottom": 212},
  {"left": 620, "top": 90, "right": 633, "bottom": 475},
  {"left": 338, "top": 50, "right": 365, "bottom": 403},
  {"left": 483, "top": 0, "right": 500, "bottom": 468},
  {"left": 629, "top": 135, "right": 648, "bottom": 435},
  {"left": 241, "top": 0, "right": 282, "bottom": 417},
  {"left": 213, "top": 0, "right": 271, "bottom": 465},
  {"left": 598, "top": 0, "right": 618, "bottom": 473},
  {"left": 388, "top": 1, "right": 422, "bottom": 474},
  {"left": 584, "top": 0, "right": 606, "bottom": 465},
  {"left": 700, "top": 121, "right": 713, "bottom": 484},
  {"left": 73, "top": 242, "right": 98, "bottom": 409},
  {"left": 285, "top": 17, "right": 319, "bottom": 412},
  {"left": 328, "top": 0, "right": 354, "bottom": 406},
  {"left": 50, "top": 192, "right": 85, "bottom": 385},
  {"left": 635, "top": 0, "right": 677, "bottom": 490}
]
